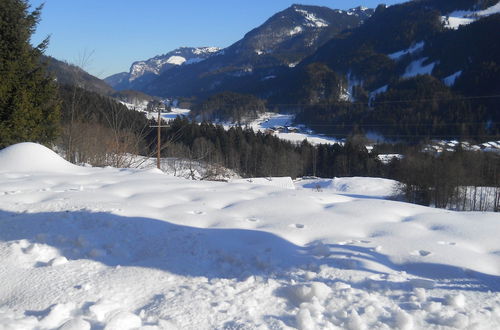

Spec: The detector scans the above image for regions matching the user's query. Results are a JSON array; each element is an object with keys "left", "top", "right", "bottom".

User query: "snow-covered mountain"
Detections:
[
  {"left": 227, "top": 4, "right": 373, "bottom": 67},
  {"left": 105, "top": 47, "right": 221, "bottom": 91},
  {"left": 109, "top": 5, "right": 373, "bottom": 98}
]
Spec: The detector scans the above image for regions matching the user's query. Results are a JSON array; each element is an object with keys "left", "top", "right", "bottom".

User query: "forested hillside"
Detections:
[{"left": 273, "top": 0, "right": 500, "bottom": 142}]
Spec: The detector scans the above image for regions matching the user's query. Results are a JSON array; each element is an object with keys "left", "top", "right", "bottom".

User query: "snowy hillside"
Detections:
[{"left": 0, "top": 143, "right": 499, "bottom": 329}]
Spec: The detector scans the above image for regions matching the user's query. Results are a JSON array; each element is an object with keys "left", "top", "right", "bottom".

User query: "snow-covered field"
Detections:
[
  {"left": 1, "top": 143, "right": 499, "bottom": 330},
  {"left": 227, "top": 113, "right": 343, "bottom": 146},
  {"left": 143, "top": 108, "right": 191, "bottom": 123}
]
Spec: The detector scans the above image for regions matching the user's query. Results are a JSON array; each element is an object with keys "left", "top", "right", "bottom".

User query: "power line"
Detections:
[
  {"left": 297, "top": 122, "right": 500, "bottom": 127},
  {"left": 267, "top": 94, "right": 500, "bottom": 107}
]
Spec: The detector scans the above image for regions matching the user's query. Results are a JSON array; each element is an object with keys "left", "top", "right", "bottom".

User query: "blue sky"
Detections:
[{"left": 29, "top": 0, "right": 404, "bottom": 78}]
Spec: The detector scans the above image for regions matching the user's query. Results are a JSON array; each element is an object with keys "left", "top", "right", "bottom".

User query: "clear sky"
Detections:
[{"left": 29, "top": 0, "right": 404, "bottom": 78}]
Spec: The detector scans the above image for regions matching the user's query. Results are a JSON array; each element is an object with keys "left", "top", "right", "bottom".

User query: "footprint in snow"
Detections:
[
  {"left": 437, "top": 241, "right": 456, "bottom": 246},
  {"left": 291, "top": 224, "right": 305, "bottom": 229},
  {"left": 188, "top": 210, "right": 206, "bottom": 215},
  {"left": 246, "top": 217, "right": 259, "bottom": 223},
  {"left": 411, "top": 250, "right": 432, "bottom": 257}
]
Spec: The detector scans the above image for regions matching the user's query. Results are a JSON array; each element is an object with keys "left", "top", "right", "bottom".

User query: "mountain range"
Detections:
[
  {"left": 105, "top": 5, "right": 374, "bottom": 98},
  {"left": 52, "top": 0, "right": 500, "bottom": 141}
]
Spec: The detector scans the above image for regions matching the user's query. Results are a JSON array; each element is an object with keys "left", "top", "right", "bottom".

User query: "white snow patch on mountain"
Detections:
[
  {"left": 477, "top": 2, "right": 500, "bottom": 15},
  {"left": 403, "top": 57, "right": 436, "bottom": 78},
  {"left": 193, "top": 47, "right": 221, "bottom": 55},
  {"left": 442, "top": 2, "right": 500, "bottom": 29},
  {"left": 128, "top": 47, "right": 221, "bottom": 82},
  {"left": 442, "top": 16, "right": 475, "bottom": 29},
  {"left": 1, "top": 143, "right": 499, "bottom": 329},
  {"left": 295, "top": 8, "right": 329, "bottom": 28},
  {"left": 166, "top": 55, "right": 187, "bottom": 65},
  {"left": 443, "top": 70, "right": 463, "bottom": 86},
  {"left": 388, "top": 41, "right": 425, "bottom": 60},
  {"left": 289, "top": 26, "right": 303, "bottom": 36}
]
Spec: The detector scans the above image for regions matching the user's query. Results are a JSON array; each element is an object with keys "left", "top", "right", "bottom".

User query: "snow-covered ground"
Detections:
[
  {"left": 161, "top": 108, "right": 191, "bottom": 122},
  {"left": 143, "top": 107, "right": 191, "bottom": 123},
  {"left": 295, "top": 177, "right": 398, "bottom": 199},
  {"left": 1, "top": 143, "right": 499, "bottom": 329},
  {"left": 227, "top": 113, "right": 343, "bottom": 146}
]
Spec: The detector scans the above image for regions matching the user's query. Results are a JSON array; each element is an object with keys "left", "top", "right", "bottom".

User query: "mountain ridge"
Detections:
[
  {"left": 105, "top": 46, "right": 221, "bottom": 91},
  {"left": 105, "top": 4, "right": 373, "bottom": 99}
]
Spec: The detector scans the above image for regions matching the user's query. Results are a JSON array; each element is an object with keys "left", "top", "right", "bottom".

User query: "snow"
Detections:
[
  {"left": 119, "top": 99, "right": 149, "bottom": 112},
  {"left": 235, "top": 112, "right": 343, "bottom": 146},
  {"left": 443, "top": 70, "right": 462, "bottom": 86},
  {"left": 402, "top": 57, "right": 436, "bottom": 78},
  {"left": 294, "top": 8, "right": 329, "bottom": 28},
  {"left": 295, "top": 176, "right": 398, "bottom": 198},
  {"left": 166, "top": 56, "right": 186, "bottom": 65},
  {"left": 477, "top": 2, "right": 500, "bottom": 16},
  {"left": 128, "top": 47, "right": 220, "bottom": 82},
  {"left": 160, "top": 107, "right": 191, "bottom": 122},
  {"left": 193, "top": 47, "right": 221, "bottom": 55},
  {"left": 0, "top": 142, "right": 80, "bottom": 173},
  {"left": 442, "top": 2, "right": 500, "bottom": 29},
  {"left": 289, "top": 26, "right": 303, "bottom": 36},
  {"left": 1, "top": 143, "right": 500, "bottom": 329},
  {"left": 231, "top": 177, "right": 295, "bottom": 190},
  {"left": 144, "top": 107, "right": 191, "bottom": 123},
  {"left": 388, "top": 41, "right": 425, "bottom": 60},
  {"left": 442, "top": 16, "right": 475, "bottom": 29}
]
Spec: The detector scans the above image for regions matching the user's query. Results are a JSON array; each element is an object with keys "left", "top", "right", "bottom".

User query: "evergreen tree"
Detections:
[{"left": 0, "top": 0, "right": 60, "bottom": 148}]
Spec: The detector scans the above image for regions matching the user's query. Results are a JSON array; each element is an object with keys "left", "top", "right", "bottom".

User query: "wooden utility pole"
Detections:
[
  {"left": 149, "top": 102, "right": 169, "bottom": 170},
  {"left": 157, "top": 107, "right": 161, "bottom": 169}
]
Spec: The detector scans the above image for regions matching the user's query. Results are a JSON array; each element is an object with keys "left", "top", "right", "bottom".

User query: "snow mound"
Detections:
[{"left": 0, "top": 143, "right": 79, "bottom": 173}]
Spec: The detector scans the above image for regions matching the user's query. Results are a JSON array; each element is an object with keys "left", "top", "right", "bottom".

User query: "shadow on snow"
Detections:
[{"left": 0, "top": 209, "right": 498, "bottom": 291}]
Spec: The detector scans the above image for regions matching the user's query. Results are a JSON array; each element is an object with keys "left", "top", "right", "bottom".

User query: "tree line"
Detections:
[
  {"left": 154, "top": 117, "right": 383, "bottom": 179},
  {"left": 390, "top": 148, "right": 500, "bottom": 212}
]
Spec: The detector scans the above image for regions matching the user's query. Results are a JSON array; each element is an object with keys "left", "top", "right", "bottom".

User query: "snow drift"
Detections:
[{"left": 0, "top": 142, "right": 79, "bottom": 173}]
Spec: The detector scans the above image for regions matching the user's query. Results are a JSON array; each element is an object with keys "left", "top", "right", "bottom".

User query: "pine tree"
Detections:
[{"left": 0, "top": 0, "right": 60, "bottom": 148}]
